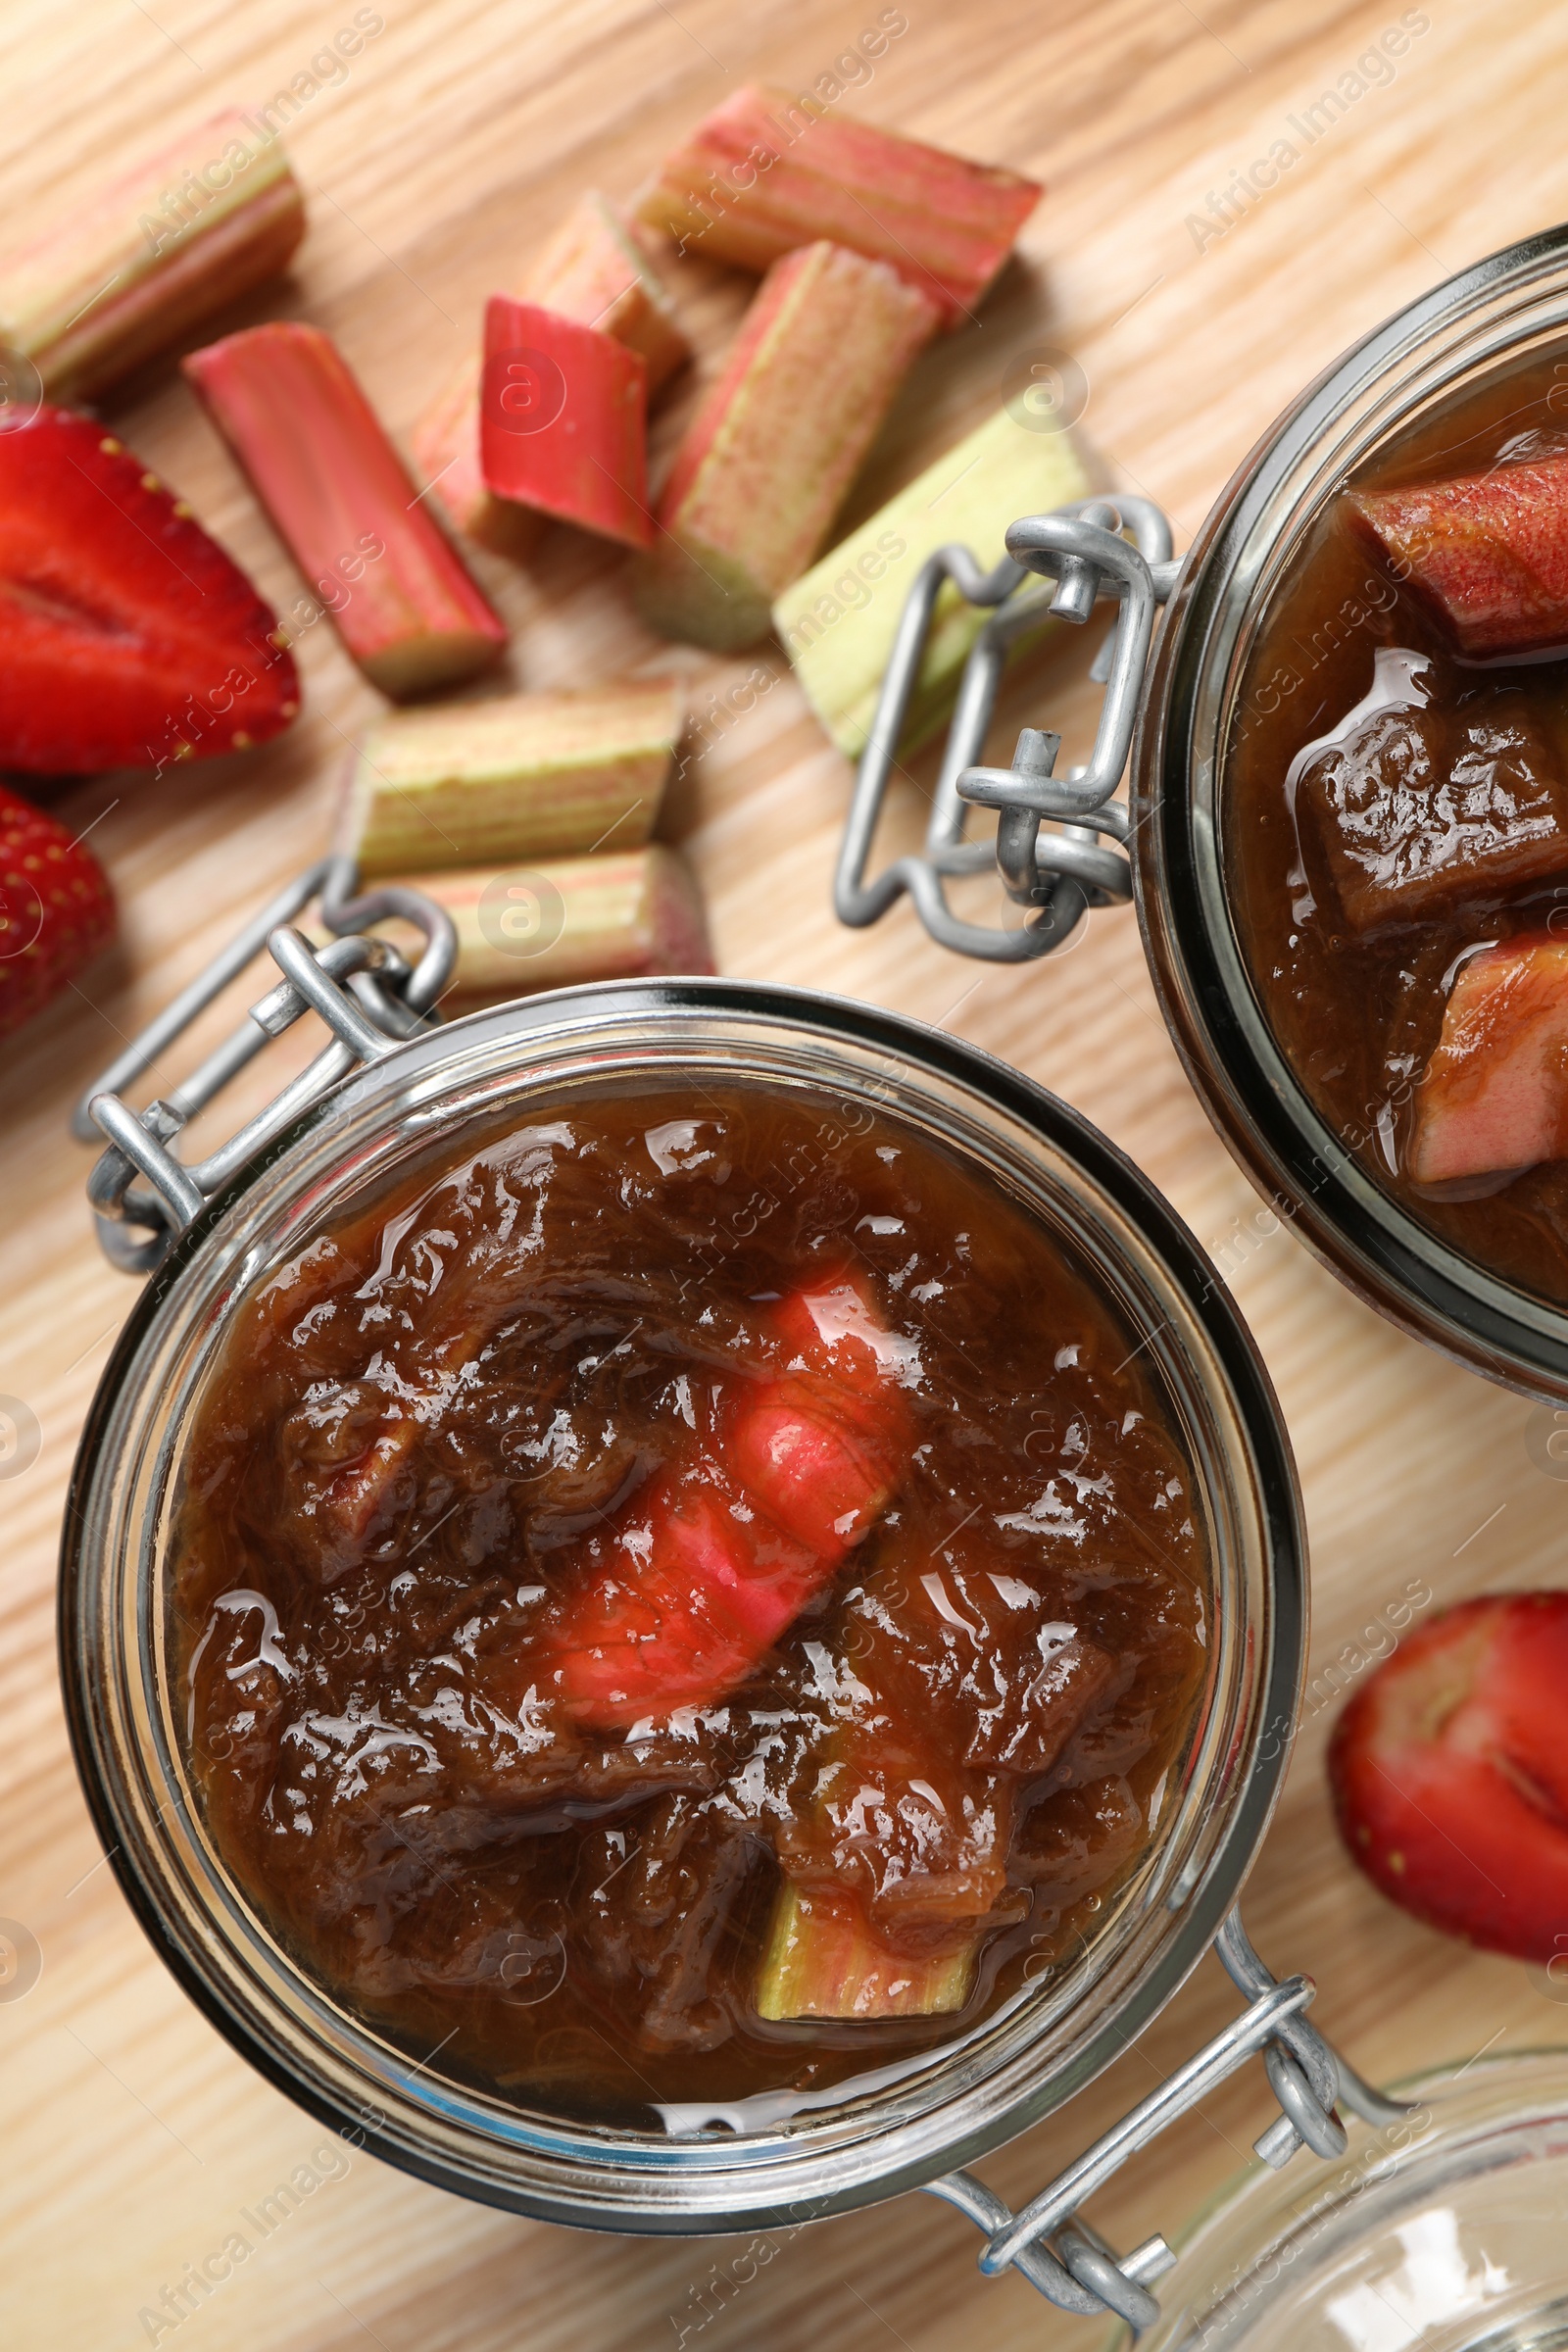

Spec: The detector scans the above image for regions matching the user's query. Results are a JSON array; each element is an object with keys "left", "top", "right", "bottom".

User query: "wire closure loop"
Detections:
[
  {"left": 76, "top": 856, "right": 456, "bottom": 1274},
  {"left": 834, "top": 496, "right": 1178, "bottom": 960},
  {"left": 922, "top": 1906, "right": 1413, "bottom": 2335}
]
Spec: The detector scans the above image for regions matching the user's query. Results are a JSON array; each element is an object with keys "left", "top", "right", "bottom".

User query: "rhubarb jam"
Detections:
[
  {"left": 1229, "top": 349, "right": 1568, "bottom": 1301},
  {"left": 173, "top": 1084, "right": 1206, "bottom": 2127}
]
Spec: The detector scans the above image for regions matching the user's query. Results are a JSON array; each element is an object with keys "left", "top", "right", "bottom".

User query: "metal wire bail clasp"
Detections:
[
  {"left": 922, "top": 1909, "right": 1413, "bottom": 2336},
  {"left": 834, "top": 496, "right": 1179, "bottom": 960},
  {"left": 75, "top": 857, "right": 456, "bottom": 1275}
]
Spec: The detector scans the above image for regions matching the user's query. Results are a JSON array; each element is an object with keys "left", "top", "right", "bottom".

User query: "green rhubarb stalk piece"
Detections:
[
  {"left": 342, "top": 679, "right": 685, "bottom": 877},
  {"left": 400, "top": 845, "right": 713, "bottom": 997},
  {"left": 636, "top": 84, "right": 1041, "bottom": 328},
  {"left": 772, "top": 405, "right": 1091, "bottom": 759},
  {"left": 412, "top": 190, "right": 687, "bottom": 553},
  {"left": 756, "top": 1884, "right": 976, "bottom": 2021},
  {"left": 0, "top": 109, "right": 305, "bottom": 401},
  {"left": 634, "top": 240, "right": 937, "bottom": 652},
  {"left": 183, "top": 322, "right": 508, "bottom": 699}
]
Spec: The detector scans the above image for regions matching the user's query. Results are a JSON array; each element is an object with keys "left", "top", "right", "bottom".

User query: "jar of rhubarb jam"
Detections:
[
  {"left": 1135, "top": 224, "right": 1568, "bottom": 1397},
  {"left": 64, "top": 957, "right": 1362, "bottom": 2328},
  {"left": 835, "top": 224, "right": 1568, "bottom": 1400}
]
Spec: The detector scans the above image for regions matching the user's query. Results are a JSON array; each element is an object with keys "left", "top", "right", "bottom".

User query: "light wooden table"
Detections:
[{"left": 4, "top": 1, "right": 1567, "bottom": 2344}]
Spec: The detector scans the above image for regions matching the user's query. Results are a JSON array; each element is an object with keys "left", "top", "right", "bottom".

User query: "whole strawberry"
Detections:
[
  {"left": 0, "top": 784, "right": 116, "bottom": 1035},
  {"left": 1330, "top": 1591, "right": 1568, "bottom": 1962}
]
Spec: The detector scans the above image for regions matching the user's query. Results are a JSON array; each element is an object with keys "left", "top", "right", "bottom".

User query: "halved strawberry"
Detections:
[
  {"left": 0, "top": 784, "right": 115, "bottom": 1035},
  {"left": 1330, "top": 1592, "right": 1568, "bottom": 1961},
  {"left": 0, "top": 406, "right": 299, "bottom": 774}
]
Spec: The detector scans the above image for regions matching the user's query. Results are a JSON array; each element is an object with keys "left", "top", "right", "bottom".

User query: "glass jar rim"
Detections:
[
  {"left": 61, "top": 975, "right": 1305, "bottom": 2230},
  {"left": 1134, "top": 220, "right": 1568, "bottom": 1401},
  {"left": 1132, "top": 2044, "right": 1568, "bottom": 2350}
]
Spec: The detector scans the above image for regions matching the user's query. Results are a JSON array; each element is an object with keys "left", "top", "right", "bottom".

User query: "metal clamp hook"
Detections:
[
  {"left": 922, "top": 1907, "right": 1412, "bottom": 2334},
  {"left": 75, "top": 856, "right": 456, "bottom": 1274},
  {"left": 834, "top": 496, "right": 1179, "bottom": 960}
]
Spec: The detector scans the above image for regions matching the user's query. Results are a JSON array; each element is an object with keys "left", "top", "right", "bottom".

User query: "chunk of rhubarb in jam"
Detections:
[
  {"left": 531, "top": 1473, "right": 827, "bottom": 1727},
  {"left": 1352, "top": 454, "right": 1568, "bottom": 659},
  {"left": 1294, "top": 650, "right": 1568, "bottom": 932},
  {"left": 508, "top": 1271, "right": 914, "bottom": 1730},
  {"left": 1408, "top": 933, "right": 1568, "bottom": 1187},
  {"left": 756, "top": 1550, "right": 1115, "bottom": 2019},
  {"left": 479, "top": 297, "right": 651, "bottom": 551},
  {"left": 756, "top": 1885, "right": 978, "bottom": 2021}
]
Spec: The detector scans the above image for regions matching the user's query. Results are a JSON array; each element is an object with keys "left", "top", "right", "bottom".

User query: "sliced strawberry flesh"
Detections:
[
  {"left": 1330, "top": 1592, "right": 1568, "bottom": 1961},
  {"left": 0, "top": 406, "right": 298, "bottom": 774},
  {"left": 1407, "top": 933, "right": 1568, "bottom": 1186}
]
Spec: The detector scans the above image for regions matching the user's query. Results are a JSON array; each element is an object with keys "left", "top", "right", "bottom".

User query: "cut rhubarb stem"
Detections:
[
  {"left": 412, "top": 357, "right": 538, "bottom": 557},
  {"left": 479, "top": 298, "right": 650, "bottom": 550},
  {"left": 637, "top": 85, "right": 1040, "bottom": 328},
  {"left": 635, "top": 241, "right": 937, "bottom": 651},
  {"left": 413, "top": 192, "right": 686, "bottom": 552},
  {"left": 755, "top": 1528, "right": 1120, "bottom": 2020},
  {"left": 183, "top": 322, "right": 508, "bottom": 698},
  {"left": 401, "top": 845, "right": 712, "bottom": 998},
  {"left": 490, "top": 1271, "right": 914, "bottom": 1729},
  {"left": 1352, "top": 455, "right": 1568, "bottom": 659},
  {"left": 342, "top": 680, "right": 684, "bottom": 876},
  {"left": 756, "top": 1885, "right": 976, "bottom": 2021},
  {"left": 774, "top": 404, "right": 1090, "bottom": 757},
  {"left": 0, "top": 110, "right": 305, "bottom": 401},
  {"left": 1407, "top": 933, "right": 1568, "bottom": 1189},
  {"left": 530, "top": 191, "right": 690, "bottom": 391}
]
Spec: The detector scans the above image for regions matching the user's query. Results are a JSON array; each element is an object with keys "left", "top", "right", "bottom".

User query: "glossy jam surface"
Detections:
[
  {"left": 173, "top": 1084, "right": 1206, "bottom": 2127},
  {"left": 1229, "top": 351, "right": 1568, "bottom": 1299}
]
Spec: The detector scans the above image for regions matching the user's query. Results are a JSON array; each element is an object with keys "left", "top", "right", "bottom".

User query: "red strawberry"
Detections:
[
  {"left": 0, "top": 784, "right": 116, "bottom": 1035},
  {"left": 0, "top": 405, "right": 299, "bottom": 774},
  {"left": 1330, "top": 1592, "right": 1568, "bottom": 1961}
]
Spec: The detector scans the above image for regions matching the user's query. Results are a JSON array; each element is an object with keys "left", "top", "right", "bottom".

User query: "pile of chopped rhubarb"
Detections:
[{"left": 0, "top": 86, "right": 1048, "bottom": 1038}]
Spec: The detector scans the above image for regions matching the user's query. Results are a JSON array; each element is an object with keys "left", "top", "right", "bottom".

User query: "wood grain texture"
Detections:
[{"left": 2, "top": 0, "right": 1566, "bottom": 2344}]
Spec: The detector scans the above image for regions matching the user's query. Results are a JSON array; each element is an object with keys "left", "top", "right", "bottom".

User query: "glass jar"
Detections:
[
  {"left": 62, "top": 975, "right": 1304, "bottom": 2239},
  {"left": 1134, "top": 224, "right": 1568, "bottom": 1400},
  {"left": 1131, "top": 2047, "right": 1568, "bottom": 2351}
]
